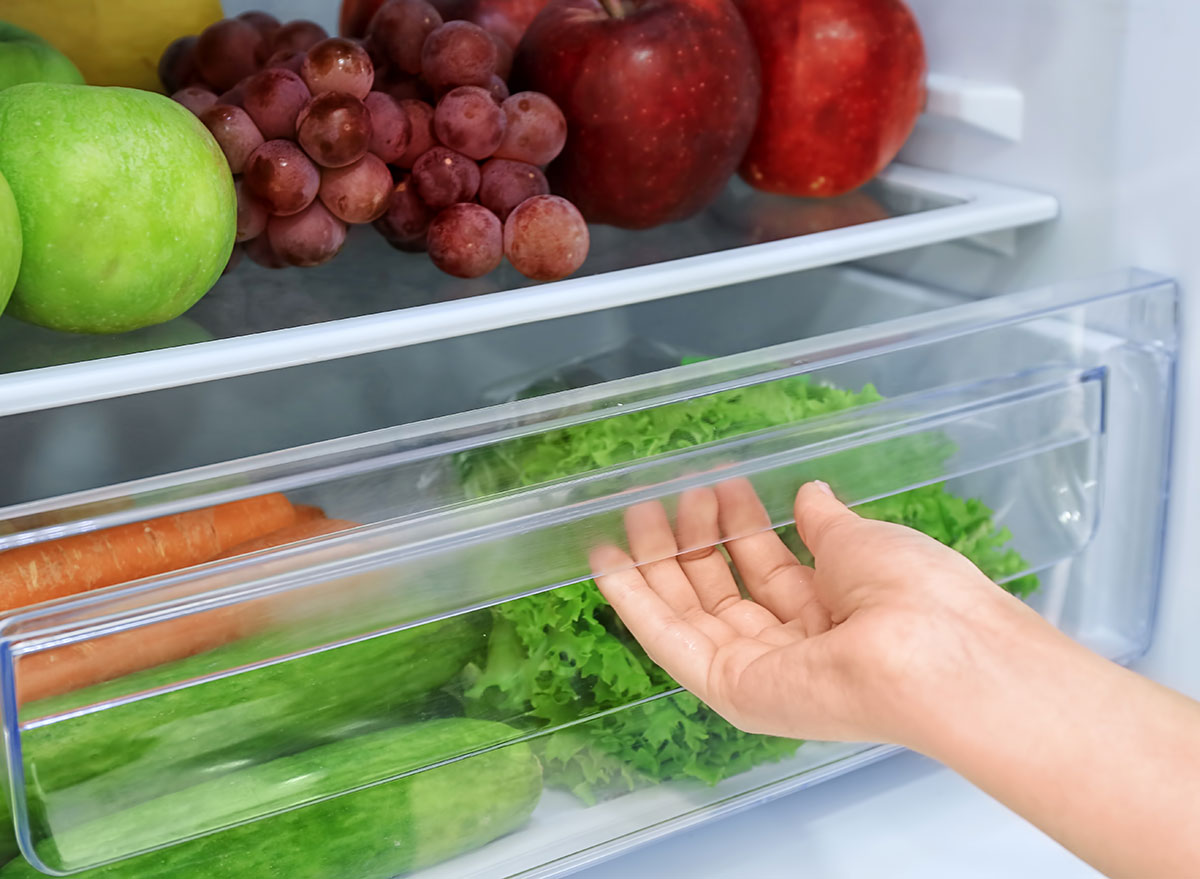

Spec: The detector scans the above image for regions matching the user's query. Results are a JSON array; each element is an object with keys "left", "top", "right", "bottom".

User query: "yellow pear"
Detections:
[{"left": 0, "top": 0, "right": 224, "bottom": 92}]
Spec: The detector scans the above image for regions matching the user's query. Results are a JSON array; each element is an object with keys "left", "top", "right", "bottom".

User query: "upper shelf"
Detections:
[{"left": 0, "top": 164, "right": 1057, "bottom": 419}]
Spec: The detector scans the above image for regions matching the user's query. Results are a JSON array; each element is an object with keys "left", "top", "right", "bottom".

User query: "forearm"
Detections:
[{"left": 909, "top": 606, "right": 1200, "bottom": 878}]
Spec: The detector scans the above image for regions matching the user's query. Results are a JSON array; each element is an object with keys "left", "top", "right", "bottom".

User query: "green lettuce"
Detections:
[{"left": 456, "top": 374, "right": 1037, "bottom": 803}]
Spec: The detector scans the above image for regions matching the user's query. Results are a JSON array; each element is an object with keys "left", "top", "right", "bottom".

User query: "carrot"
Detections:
[
  {"left": 16, "top": 604, "right": 268, "bottom": 705},
  {"left": 292, "top": 504, "right": 326, "bottom": 524},
  {"left": 215, "top": 517, "right": 359, "bottom": 560},
  {"left": 0, "top": 493, "right": 296, "bottom": 613},
  {"left": 16, "top": 514, "right": 360, "bottom": 704}
]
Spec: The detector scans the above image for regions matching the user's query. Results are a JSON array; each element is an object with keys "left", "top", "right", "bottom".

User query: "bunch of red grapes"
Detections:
[{"left": 158, "top": 3, "right": 589, "bottom": 281}]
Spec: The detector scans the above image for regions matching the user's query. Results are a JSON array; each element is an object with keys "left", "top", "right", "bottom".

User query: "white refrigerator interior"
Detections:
[{"left": 0, "top": 0, "right": 1194, "bottom": 877}]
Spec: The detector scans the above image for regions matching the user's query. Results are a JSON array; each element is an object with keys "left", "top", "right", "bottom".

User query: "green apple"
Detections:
[
  {"left": 0, "top": 168, "right": 18, "bottom": 315},
  {"left": 0, "top": 82, "right": 235, "bottom": 334},
  {"left": 0, "top": 20, "right": 84, "bottom": 91}
]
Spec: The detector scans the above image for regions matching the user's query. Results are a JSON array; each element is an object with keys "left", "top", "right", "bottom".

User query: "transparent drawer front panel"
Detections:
[{"left": 0, "top": 270, "right": 1176, "bottom": 877}]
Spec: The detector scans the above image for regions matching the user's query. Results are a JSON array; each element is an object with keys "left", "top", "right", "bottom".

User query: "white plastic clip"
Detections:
[{"left": 923, "top": 73, "right": 1024, "bottom": 142}]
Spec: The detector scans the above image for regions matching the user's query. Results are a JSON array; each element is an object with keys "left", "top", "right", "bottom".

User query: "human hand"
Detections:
[{"left": 591, "top": 479, "right": 1051, "bottom": 750}]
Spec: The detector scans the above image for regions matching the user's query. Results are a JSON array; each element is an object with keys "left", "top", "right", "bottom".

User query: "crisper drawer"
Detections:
[{"left": 0, "top": 269, "right": 1176, "bottom": 878}]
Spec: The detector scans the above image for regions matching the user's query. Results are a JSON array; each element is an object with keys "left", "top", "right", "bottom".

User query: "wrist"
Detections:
[{"left": 890, "top": 588, "right": 1082, "bottom": 759}]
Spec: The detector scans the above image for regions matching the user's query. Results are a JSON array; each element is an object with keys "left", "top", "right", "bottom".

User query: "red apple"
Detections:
[
  {"left": 738, "top": 0, "right": 926, "bottom": 198},
  {"left": 515, "top": 0, "right": 760, "bottom": 229}
]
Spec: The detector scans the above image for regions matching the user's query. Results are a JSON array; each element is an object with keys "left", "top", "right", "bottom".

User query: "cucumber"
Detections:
[
  {"left": 0, "top": 612, "right": 487, "bottom": 862},
  {"left": 1, "top": 718, "right": 542, "bottom": 878}
]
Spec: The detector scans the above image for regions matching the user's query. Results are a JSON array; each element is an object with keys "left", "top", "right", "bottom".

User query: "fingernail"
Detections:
[{"left": 813, "top": 480, "right": 833, "bottom": 496}]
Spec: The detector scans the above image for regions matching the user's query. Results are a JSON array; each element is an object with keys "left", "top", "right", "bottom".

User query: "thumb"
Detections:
[{"left": 794, "top": 481, "right": 861, "bottom": 560}]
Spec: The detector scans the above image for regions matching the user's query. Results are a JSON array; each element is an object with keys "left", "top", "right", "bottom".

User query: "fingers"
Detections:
[
  {"left": 673, "top": 487, "right": 784, "bottom": 637},
  {"left": 623, "top": 501, "right": 701, "bottom": 616},
  {"left": 793, "top": 481, "right": 861, "bottom": 561},
  {"left": 589, "top": 544, "right": 718, "bottom": 695},
  {"left": 714, "top": 479, "right": 832, "bottom": 636},
  {"left": 674, "top": 487, "right": 742, "bottom": 611}
]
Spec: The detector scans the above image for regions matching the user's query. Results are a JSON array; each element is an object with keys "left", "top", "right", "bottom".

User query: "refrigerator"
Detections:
[{"left": 0, "top": 0, "right": 1192, "bottom": 877}]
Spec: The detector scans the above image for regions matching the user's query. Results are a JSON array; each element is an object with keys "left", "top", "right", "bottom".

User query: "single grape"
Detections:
[
  {"left": 479, "top": 159, "right": 549, "bottom": 221},
  {"left": 159, "top": 35, "right": 200, "bottom": 93},
  {"left": 265, "top": 49, "right": 306, "bottom": 74},
  {"left": 490, "top": 31, "right": 513, "bottom": 80},
  {"left": 199, "top": 104, "right": 265, "bottom": 174},
  {"left": 244, "top": 232, "right": 288, "bottom": 269},
  {"left": 238, "top": 10, "right": 282, "bottom": 42},
  {"left": 319, "top": 153, "right": 394, "bottom": 223},
  {"left": 503, "top": 195, "right": 589, "bottom": 281},
  {"left": 302, "top": 37, "right": 374, "bottom": 99},
  {"left": 427, "top": 203, "right": 502, "bottom": 278},
  {"left": 195, "top": 19, "right": 264, "bottom": 92},
  {"left": 172, "top": 85, "right": 218, "bottom": 116},
  {"left": 218, "top": 81, "right": 248, "bottom": 109},
  {"left": 387, "top": 78, "right": 432, "bottom": 103},
  {"left": 420, "top": 21, "right": 496, "bottom": 91},
  {"left": 242, "top": 68, "right": 311, "bottom": 140},
  {"left": 269, "top": 19, "right": 329, "bottom": 55},
  {"left": 243, "top": 139, "right": 321, "bottom": 216},
  {"left": 366, "top": 0, "right": 443, "bottom": 76},
  {"left": 396, "top": 99, "right": 436, "bottom": 167},
  {"left": 412, "top": 146, "right": 480, "bottom": 209},
  {"left": 296, "top": 92, "right": 373, "bottom": 168},
  {"left": 363, "top": 91, "right": 412, "bottom": 163},
  {"left": 374, "top": 173, "right": 433, "bottom": 251},
  {"left": 268, "top": 201, "right": 348, "bottom": 267},
  {"left": 485, "top": 75, "right": 509, "bottom": 105},
  {"left": 494, "top": 92, "right": 567, "bottom": 167},
  {"left": 433, "top": 86, "right": 505, "bottom": 161},
  {"left": 236, "top": 179, "right": 270, "bottom": 242}
]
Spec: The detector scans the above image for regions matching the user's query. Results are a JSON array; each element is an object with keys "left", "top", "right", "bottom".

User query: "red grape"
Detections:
[
  {"left": 489, "top": 32, "right": 513, "bottom": 80},
  {"left": 427, "top": 203, "right": 502, "bottom": 278},
  {"left": 479, "top": 159, "right": 549, "bottom": 221},
  {"left": 218, "top": 81, "right": 247, "bottom": 109},
  {"left": 242, "top": 68, "right": 311, "bottom": 140},
  {"left": 268, "top": 201, "right": 348, "bottom": 267},
  {"left": 265, "top": 50, "right": 306, "bottom": 74},
  {"left": 366, "top": 0, "right": 443, "bottom": 76},
  {"left": 503, "top": 195, "right": 589, "bottom": 281},
  {"left": 412, "top": 146, "right": 480, "bottom": 208},
  {"left": 485, "top": 75, "right": 509, "bottom": 105},
  {"left": 172, "top": 85, "right": 218, "bottom": 116},
  {"left": 494, "top": 92, "right": 567, "bottom": 167},
  {"left": 195, "top": 19, "right": 264, "bottom": 92},
  {"left": 363, "top": 91, "right": 412, "bottom": 163},
  {"left": 374, "top": 174, "right": 433, "bottom": 251},
  {"left": 238, "top": 10, "right": 282, "bottom": 42},
  {"left": 433, "top": 86, "right": 505, "bottom": 160},
  {"left": 302, "top": 38, "right": 374, "bottom": 99},
  {"left": 236, "top": 179, "right": 269, "bottom": 242},
  {"left": 387, "top": 78, "right": 432, "bottom": 103},
  {"left": 319, "top": 153, "right": 394, "bottom": 223},
  {"left": 420, "top": 21, "right": 496, "bottom": 91},
  {"left": 243, "top": 140, "right": 321, "bottom": 216},
  {"left": 244, "top": 233, "right": 287, "bottom": 269},
  {"left": 396, "top": 99, "right": 436, "bottom": 167},
  {"left": 199, "top": 104, "right": 265, "bottom": 174},
  {"left": 159, "top": 35, "right": 200, "bottom": 93},
  {"left": 297, "top": 92, "right": 373, "bottom": 168},
  {"left": 270, "top": 20, "right": 329, "bottom": 55}
]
